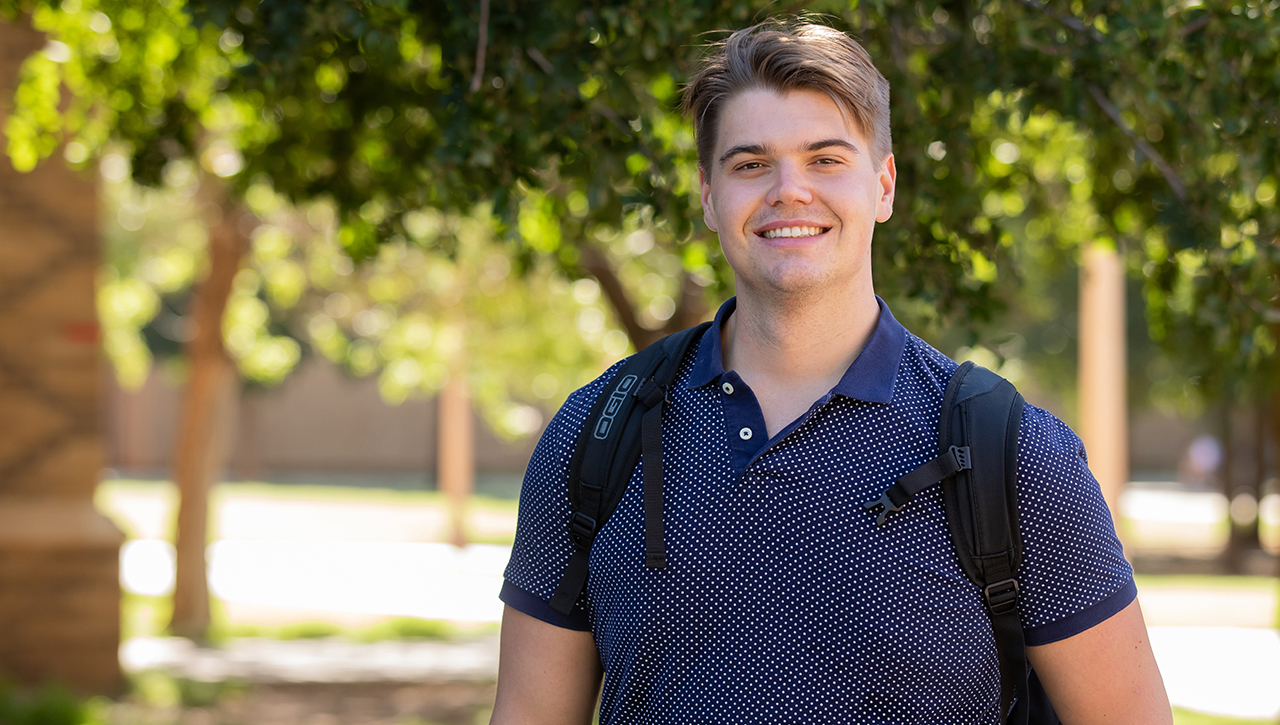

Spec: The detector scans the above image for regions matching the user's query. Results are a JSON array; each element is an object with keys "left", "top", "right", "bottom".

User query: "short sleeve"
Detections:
[
  {"left": 499, "top": 363, "right": 622, "bottom": 631},
  {"left": 1015, "top": 404, "right": 1137, "bottom": 645}
]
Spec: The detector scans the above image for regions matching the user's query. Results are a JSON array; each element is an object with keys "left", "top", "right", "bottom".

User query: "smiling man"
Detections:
[{"left": 490, "top": 19, "right": 1171, "bottom": 725}]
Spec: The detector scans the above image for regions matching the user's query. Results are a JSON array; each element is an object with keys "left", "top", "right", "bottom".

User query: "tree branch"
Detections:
[
  {"left": 663, "top": 270, "right": 709, "bottom": 336},
  {"left": 1014, "top": 0, "right": 1189, "bottom": 203},
  {"left": 1014, "top": 0, "right": 1102, "bottom": 41},
  {"left": 526, "top": 46, "right": 553, "bottom": 74},
  {"left": 468, "top": 0, "right": 490, "bottom": 94},
  {"left": 1178, "top": 15, "right": 1211, "bottom": 38},
  {"left": 576, "top": 240, "right": 654, "bottom": 350},
  {"left": 1086, "top": 85, "right": 1187, "bottom": 202}
]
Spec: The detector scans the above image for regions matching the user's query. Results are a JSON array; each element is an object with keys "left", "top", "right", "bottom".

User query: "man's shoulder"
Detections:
[
  {"left": 890, "top": 329, "right": 963, "bottom": 405},
  {"left": 540, "top": 359, "right": 628, "bottom": 446}
]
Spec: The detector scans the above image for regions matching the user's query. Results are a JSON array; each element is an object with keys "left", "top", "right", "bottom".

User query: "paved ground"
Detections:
[
  {"left": 122, "top": 636, "right": 500, "bottom": 684},
  {"left": 102, "top": 480, "right": 1280, "bottom": 721}
]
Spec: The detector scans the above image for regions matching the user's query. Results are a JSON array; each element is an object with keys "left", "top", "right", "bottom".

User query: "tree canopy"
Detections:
[{"left": 5, "top": 0, "right": 1278, "bottom": 404}]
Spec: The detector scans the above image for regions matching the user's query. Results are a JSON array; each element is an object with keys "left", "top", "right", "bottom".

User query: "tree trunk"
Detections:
[
  {"left": 578, "top": 240, "right": 709, "bottom": 352},
  {"left": 168, "top": 195, "right": 250, "bottom": 641},
  {"left": 1242, "top": 402, "right": 1264, "bottom": 551},
  {"left": 437, "top": 340, "right": 473, "bottom": 548},
  {"left": 1077, "top": 243, "right": 1128, "bottom": 533},
  {"left": 1220, "top": 403, "right": 1242, "bottom": 573}
]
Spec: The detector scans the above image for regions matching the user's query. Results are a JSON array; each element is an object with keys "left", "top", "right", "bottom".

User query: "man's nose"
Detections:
[{"left": 765, "top": 161, "right": 812, "bottom": 206}]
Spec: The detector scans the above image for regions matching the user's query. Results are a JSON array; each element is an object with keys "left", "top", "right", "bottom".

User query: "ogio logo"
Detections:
[{"left": 593, "top": 374, "right": 637, "bottom": 439}]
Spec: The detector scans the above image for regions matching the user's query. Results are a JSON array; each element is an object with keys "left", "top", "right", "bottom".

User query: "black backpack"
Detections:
[{"left": 548, "top": 324, "right": 1058, "bottom": 724}]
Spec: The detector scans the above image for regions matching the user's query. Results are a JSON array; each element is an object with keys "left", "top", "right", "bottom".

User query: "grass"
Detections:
[
  {"left": 97, "top": 477, "right": 520, "bottom": 545},
  {"left": 1136, "top": 574, "right": 1280, "bottom": 628},
  {"left": 99, "top": 477, "right": 520, "bottom": 513},
  {"left": 122, "top": 591, "right": 499, "bottom": 644},
  {"left": 1173, "top": 707, "right": 1279, "bottom": 724},
  {"left": 1135, "top": 574, "right": 1280, "bottom": 592},
  {"left": 0, "top": 683, "right": 109, "bottom": 725},
  {"left": 208, "top": 616, "right": 499, "bottom": 643}
]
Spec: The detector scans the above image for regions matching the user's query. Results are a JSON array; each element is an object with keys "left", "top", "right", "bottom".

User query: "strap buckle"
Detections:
[
  {"left": 634, "top": 377, "right": 668, "bottom": 407},
  {"left": 949, "top": 445, "right": 972, "bottom": 471},
  {"left": 862, "top": 493, "right": 903, "bottom": 527},
  {"left": 568, "top": 512, "right": 597, "bottom": 546},
  {"left": 983, "top": 577, "right": 1019, "bottom": 614}
]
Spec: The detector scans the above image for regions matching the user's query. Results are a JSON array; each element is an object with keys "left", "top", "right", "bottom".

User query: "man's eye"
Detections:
[{"left": 737, "top": 161, "right": 763, "bottom": 171}]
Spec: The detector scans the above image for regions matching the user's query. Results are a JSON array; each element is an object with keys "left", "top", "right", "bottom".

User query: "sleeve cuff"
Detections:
[
  {"left": 499, "top": 580, "right": 592, "bottom": 632},
  {"left": 1023, "top": 577, "right": 1137, "bottom": 646}
]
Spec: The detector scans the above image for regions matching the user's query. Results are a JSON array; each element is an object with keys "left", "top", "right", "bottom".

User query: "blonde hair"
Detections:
[{"left": 682, "top": 19, "right": 892, "bottom": 172}]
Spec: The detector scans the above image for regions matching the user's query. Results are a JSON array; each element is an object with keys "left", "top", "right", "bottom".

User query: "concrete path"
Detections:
[
  {"left": 121, "top": 635, "right": 500, "bottom": 684},
  {"left": 106, "top": 482, "right": 1280, "bottom": 719}
]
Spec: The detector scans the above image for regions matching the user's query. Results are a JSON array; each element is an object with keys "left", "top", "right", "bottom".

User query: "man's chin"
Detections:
[{"left": 744, "top": 267, "right": 835, "bottom": 300}]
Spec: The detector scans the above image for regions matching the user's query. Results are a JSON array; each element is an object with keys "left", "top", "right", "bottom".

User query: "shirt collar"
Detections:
[{"left": 685, "top": 295, "right": 906, "bottom": 404}]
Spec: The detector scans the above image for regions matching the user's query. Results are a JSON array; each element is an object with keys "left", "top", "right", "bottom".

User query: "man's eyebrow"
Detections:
[
  {"left": 718, "top": 143, "right": 770, "bottom": 167},
  {"left": 804, "top": 139, "right": 859, "bottom": 154},
  {"left": 718, "top": 139, "right": 859, "bottom": 167}
]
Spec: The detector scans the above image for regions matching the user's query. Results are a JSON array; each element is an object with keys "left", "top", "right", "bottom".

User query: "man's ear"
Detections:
[
  {"left": 699, "top": 166, "right": 718, "bottom": 232},
  {"left": 875, "top": 154, "right": 897, "bottom": 223}
]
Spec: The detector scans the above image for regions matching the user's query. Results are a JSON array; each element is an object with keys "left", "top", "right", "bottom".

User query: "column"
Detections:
[{"left": 0, "top": 18, "right": 124, "bottom": 691}]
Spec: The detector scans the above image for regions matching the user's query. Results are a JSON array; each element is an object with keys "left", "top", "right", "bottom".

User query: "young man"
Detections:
[{"left": 491, "top": 20, "right": 1171, "bottom": 724}]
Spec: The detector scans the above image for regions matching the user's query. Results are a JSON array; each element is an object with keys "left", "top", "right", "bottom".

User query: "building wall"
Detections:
[
  {"left": 105, "top": 358, "right": 541, "bottom": 481},
  {"left": 0, "top": 18, "right": 123, "bottom": 692}
]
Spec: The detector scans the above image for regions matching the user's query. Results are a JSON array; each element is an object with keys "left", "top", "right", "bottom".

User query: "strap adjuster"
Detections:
[
  {"left": 949, "top": 445, "right": 971, "bottom": 471},
  {"left": 569, "top": 512, "right": 597, "bottom": 545},
  {"left": 983, "top": 577, "right": 1019, "bottom": 614},
  {"left": 635, "top": 378, "right": 668, "bottom": 407}
]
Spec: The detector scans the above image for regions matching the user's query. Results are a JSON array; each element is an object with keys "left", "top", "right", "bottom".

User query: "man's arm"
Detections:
[
  {"left": 490, "top": 605, "right": 603, "bottom": 725},
  {"left": 1026, "top": 598, "right": 1171, "bottom": 724}
]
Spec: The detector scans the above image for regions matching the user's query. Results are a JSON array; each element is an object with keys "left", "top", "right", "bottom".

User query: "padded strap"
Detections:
[
  {"left": 981, "top": 554, "right": 1027, "bottom": 723},
  {"left": 549, "top": 321, "right": 711, "bottom": 615},
  {"left": 636, "top": 378, "right": 669, "bottom": 568},
  {"left": 549, "top": 548, "right": 591, "bottom": 615},
  {"left": 641, "top": 396, "right": 667, "bottom": 568}
]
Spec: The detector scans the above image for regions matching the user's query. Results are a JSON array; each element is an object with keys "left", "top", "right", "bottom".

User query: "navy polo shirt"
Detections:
[{"left": 502, "top": 297, "right": 1135, "bottom": 724}]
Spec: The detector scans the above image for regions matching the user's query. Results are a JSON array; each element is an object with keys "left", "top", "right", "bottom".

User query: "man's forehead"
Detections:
[{"left": 714, "top": 88, "right": 867, "bottom": 159}]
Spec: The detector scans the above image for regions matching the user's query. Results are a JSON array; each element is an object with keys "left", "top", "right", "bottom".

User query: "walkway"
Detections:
[{"left": 106, "top": 481, "right": 1280, "bottom": 719}]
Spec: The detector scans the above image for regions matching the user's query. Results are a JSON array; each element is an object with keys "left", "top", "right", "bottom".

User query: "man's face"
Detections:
[{"left": 700, "top": 88, "right": 896, "bottom": 300}]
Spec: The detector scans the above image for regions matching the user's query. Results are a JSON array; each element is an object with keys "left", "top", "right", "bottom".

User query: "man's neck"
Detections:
[{"left": 721, "top": 286, "right": 880, "bottom": 436}]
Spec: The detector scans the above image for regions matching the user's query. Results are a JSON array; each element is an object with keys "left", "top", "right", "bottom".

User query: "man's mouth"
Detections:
[{"left": 759, "top": 225, "right": 829, "bottom": 239}]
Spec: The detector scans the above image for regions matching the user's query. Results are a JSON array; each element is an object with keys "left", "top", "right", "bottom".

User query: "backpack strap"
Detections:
[
  {"left": 940, "top": 361, "right": 1029, "bottom": 724},
  {"left": 861, "top": 360, "right": 978, "bottom": 526},
  {"left": 862, "top": 360, "right": 1031, "bottom": 723},
  {"left": 548, "top": 321, "right": 712, "bottom": 616}
]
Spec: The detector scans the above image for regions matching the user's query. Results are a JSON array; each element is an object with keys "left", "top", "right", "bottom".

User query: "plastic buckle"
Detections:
[
  {"left": 862, "top": 493, "right": 903, "bottom": 527},
  {"left": 634, "top": 378, "right": 668, "bottom": 406},
  {"left": 983, "top": 578, "right": 1019, "bottom": 614},
  {"left": 950, "top": 445, "right": 972, "bottom": 471},
  {"left": 568, "top": 512, "right": 597, "bottom": 545}
]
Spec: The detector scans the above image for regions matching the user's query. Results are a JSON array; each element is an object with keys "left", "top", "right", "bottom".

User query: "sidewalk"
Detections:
[
  {"left": 121, "top": 635, "right": 500, "bottom": 683},
  {"left": 106, "top": 481, "right": 1280, "bottom": 720}
]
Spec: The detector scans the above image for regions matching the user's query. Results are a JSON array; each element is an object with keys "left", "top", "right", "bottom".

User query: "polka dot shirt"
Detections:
[{"left": 502, "top": 297, "right": 1135, "bottom": 724}]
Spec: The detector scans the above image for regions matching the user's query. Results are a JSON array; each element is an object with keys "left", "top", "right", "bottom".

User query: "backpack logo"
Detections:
[{"left": 594, "top": 375, "right": 637, "bottom": 439}]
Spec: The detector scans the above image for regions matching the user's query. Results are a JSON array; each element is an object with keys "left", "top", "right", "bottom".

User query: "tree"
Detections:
[{"left": 7, "top": 0, "right": 1279, "bottom": 633}]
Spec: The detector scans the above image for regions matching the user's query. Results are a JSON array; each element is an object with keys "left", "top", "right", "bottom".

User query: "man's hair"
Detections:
[{"left": 681, "top": 19, "right": 892, "bottom": 174}]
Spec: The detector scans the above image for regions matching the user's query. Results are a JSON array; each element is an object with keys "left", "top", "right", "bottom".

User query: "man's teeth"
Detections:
[{"left": 761, "top": 226, "right": 825, "bottom": 239}]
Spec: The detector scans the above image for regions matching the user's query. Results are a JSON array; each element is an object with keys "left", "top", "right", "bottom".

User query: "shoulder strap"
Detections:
[
  {"left": 548, "top": 321, "right": 712, "bottom": 616},
  {"left": 862, "top": 360, "right": 1032, "bottom": 723},
  {"left": 941, "top": 361, "right": 1030, "bottom": 724}
]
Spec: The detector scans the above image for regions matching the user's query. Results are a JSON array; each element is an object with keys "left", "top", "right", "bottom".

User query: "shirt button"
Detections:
[
  {"left": 721, "top": 381, "right": 735, "bottom": 395},
  {"left": 739, "top": 427, "right": 753, "bottom": 440}
]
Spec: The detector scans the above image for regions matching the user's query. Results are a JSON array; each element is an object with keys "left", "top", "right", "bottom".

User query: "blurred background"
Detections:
[{"left": 0, "top": 1, "right": 1277, "bottom": 724}]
